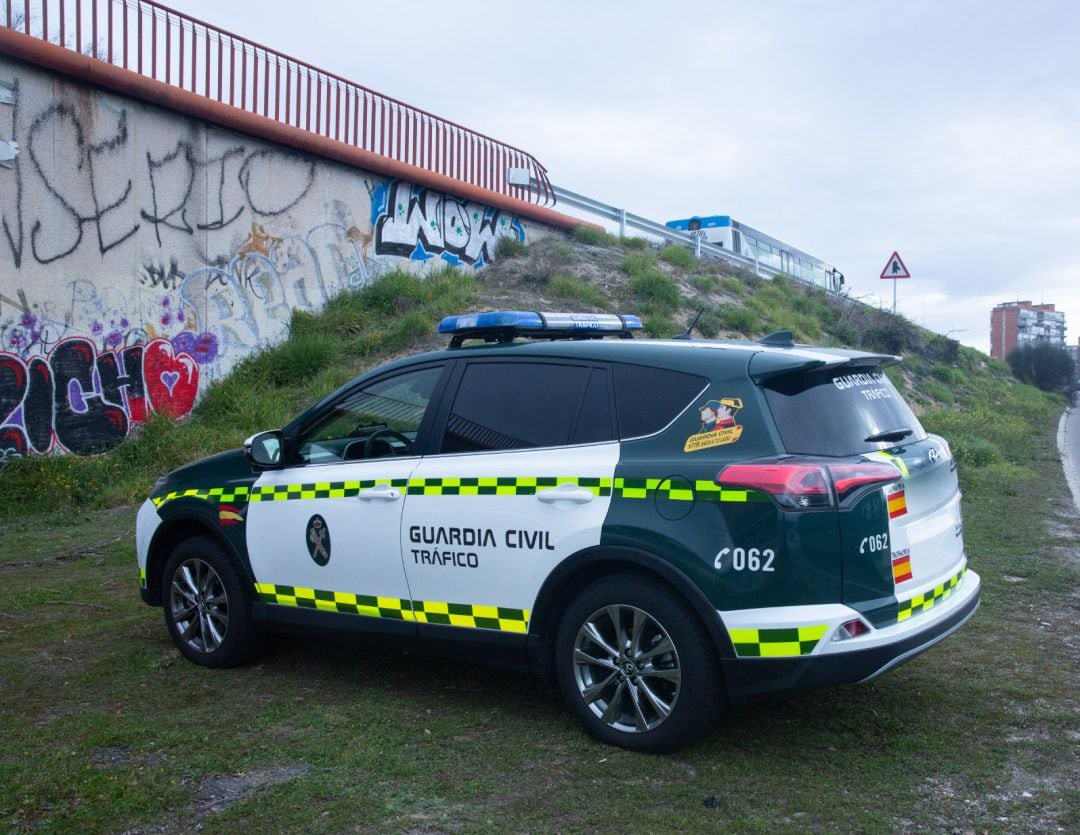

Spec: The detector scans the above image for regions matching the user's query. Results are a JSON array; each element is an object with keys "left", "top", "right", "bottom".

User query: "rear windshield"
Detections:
[{"left": 763, "top": 366, "right": 926, "bottom": 456}]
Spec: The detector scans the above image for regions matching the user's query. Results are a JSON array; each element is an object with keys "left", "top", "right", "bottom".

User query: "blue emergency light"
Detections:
[{"left": 439, "top": 311, "right": 643, "bottom": 346}]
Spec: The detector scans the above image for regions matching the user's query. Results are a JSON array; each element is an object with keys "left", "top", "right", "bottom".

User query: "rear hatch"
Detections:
[{"left": 758, "top": 360, "right": 965, "bottom": 627}]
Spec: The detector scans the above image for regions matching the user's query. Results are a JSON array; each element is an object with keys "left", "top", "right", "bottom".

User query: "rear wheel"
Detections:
[
  {"left": 162, "top": 536, "right": 265, "bottom": 668},
  {"left": 555, "top": 573, "right": 721, "bottom": 753}
]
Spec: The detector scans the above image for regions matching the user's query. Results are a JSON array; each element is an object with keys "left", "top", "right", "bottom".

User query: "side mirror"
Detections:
[{"left": 244, "top": 430, "right": 284, "bottom": 469}]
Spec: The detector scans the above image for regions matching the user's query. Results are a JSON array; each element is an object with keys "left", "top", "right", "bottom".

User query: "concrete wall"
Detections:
[{"left": 0, "top": 56, "right": 544, "bottom": 458}]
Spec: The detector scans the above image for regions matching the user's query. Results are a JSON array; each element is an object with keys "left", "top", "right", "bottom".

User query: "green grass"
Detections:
[
  {"left": 495, "top": 235, "right": 527, "bottom": 258},
  {"left": 572, "top": 225, "right": 618, "bottom": 247},
  {"left": 1, "top": 393, "right": 1074, "bottom": 832},
  {"left": 547, "top": 275, "right": 610, "bottom": 309},
  {"left": 657, "top": 244, "right": 696, "bottom": 269},
  {"left": 690, "top": 275, "right": 720, "bottom": 295}
]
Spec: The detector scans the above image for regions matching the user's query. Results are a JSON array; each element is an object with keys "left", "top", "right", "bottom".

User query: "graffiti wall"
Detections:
[{"left": 0, "top": 56, "right": 537, "bottom": 458}]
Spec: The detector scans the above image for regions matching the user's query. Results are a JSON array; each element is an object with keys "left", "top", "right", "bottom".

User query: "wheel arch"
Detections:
[
  {"left": 527, "top": 545, "right": 735, "bottom": 678},
  {"left": 144, "top": 514, "right": 251, "bottom": 606}
]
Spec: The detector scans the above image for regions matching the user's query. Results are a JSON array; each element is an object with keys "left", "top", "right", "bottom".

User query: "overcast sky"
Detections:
[{"left": 168, "top": 0, "right": 1080, "bottom": 354}]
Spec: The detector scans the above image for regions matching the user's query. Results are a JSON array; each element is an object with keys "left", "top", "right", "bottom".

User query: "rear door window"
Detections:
[
  {"left": 440, "top": 361, "right": 613, "bottom": 453},
  {"left": 763, "top": 366, "right": 926, "bottom": 456},
  {"left": 612, "top": 363, "right": 707, "bottom": 438}
]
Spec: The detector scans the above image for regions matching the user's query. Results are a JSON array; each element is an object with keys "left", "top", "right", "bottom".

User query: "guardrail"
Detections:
[
  {"left": 2, "top": 0, "right": 555, "bottom": 206},
  {"left": 544, "top": 183, "right": 766, "bottom": 274}
]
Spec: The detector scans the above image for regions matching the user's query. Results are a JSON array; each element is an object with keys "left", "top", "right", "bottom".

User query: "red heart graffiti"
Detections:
[{"left": 144, "top": 338, "right": 199, "bottom": 418}]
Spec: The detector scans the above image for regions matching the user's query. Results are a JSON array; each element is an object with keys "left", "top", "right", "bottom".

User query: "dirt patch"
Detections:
[{"left": 192, "top": 763, "right": 311, "bottom": 819}]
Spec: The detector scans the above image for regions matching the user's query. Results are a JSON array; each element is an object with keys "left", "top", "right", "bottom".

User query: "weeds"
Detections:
[
  {"left": 657, "top": 244, "right": 696, "bottom": 269},
  {"left": 573, "top": 225, "right": 618, "bottom": 247},
  {"left": 547, "top": 275, "right": 610, "bottom": 309}
]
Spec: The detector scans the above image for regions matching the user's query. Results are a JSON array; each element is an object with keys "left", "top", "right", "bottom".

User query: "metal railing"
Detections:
[
  {"left": 2, "top": 0, "right": 555, "bottom": 205},
  {"left": 541, "top": 182, "right": 845, "bottom": 295},
  {"left": 549, "top": 183, "right": 759, "bottom": 268}
]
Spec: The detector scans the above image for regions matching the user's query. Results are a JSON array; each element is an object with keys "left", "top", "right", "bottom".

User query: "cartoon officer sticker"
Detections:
[{"left": 685, "top": 397, "right": 744, "bottom": 452}]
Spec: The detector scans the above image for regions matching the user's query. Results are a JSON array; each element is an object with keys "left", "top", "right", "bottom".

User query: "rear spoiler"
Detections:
[{"left": 748, "top": 348, "right": 901, "bottom": 383}]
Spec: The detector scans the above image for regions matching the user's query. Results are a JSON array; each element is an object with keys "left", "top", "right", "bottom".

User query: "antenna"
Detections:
[{"left": 673, "top": 308, "right": 705, "bottom": 341}]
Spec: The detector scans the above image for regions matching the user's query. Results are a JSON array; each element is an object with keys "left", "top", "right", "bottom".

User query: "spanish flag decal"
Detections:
[
  {"left": 219, "top": 504, "right": 244, "bottom": 526},
  {"left": 887, "top": 486, "right": 908, "bottom": 519},
  {"left": 892, "top": 551, "right": 913, "bottom": 584}
]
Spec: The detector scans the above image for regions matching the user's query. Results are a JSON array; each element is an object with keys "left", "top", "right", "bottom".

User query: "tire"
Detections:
[
  {"left": 161, "top": 536, "right": 265, "bottom": 668},
  {"left": 555, "top": 572, "right": 722, "bottom": 753}
]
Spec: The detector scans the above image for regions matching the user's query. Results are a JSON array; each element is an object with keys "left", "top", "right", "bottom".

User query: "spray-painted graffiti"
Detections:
[
  {"left": 0, "top": 337, "right": 198, "bottom": 458},
  {"left": 0, "top": 79, "right": 322, "bottom": 267},
  {"left": 371, "top": 181, "right": 525, "bottom": 268},
  {"left": 141, "top": 143, "right": 316, "bottom": 247},
  {"left": 0, "top": 62, "right": 534, "bottom": 458}
]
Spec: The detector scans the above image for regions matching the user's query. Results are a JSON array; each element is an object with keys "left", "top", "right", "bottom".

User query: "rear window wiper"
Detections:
[{"left": 864, "top": 427, "right": 914, "bottom": 443}]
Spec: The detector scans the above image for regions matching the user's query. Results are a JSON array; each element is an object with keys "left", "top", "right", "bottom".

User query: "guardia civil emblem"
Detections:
[{"left": 306, "top": 514, "right": 331, "bottom": 566}]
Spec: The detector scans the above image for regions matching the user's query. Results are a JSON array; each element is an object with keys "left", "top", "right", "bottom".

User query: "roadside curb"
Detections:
[{"left": 1057, "top": 405, "right": 1080, "bottom": 513}]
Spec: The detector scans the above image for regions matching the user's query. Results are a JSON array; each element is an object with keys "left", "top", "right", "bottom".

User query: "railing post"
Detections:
[{"left": 618, "top": 208, "right": 627, "bottom": 239}]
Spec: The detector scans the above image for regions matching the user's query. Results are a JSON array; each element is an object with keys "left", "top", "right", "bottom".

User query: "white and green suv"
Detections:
[{"left": 136, "top": 312, "right": 980, "bottom": 752}]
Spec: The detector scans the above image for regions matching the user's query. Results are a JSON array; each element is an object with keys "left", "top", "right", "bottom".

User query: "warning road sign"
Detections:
[{"left": 880, "top": 251, "right": 910, "bottom": 279}]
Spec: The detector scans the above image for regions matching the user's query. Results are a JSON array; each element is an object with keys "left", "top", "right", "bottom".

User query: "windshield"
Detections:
[{"left": 763, "top": 365, "right": 927, "bottom": 456}]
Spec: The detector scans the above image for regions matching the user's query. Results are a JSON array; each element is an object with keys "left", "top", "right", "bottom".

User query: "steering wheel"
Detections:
[{"left": 362, "top": 428, "right": 413, "bottom": 458}]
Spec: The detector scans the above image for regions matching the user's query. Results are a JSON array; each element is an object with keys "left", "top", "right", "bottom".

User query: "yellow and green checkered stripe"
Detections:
[
  {"left": 250, "top": 479, "right": 409, "bottom": 502},
  {"left": 152, "top": 485, "right": 251, "bottom": 508},
  {"left": 152, "top": 476, "right": 767, "bottom": 508},
  {"left": 615, "top": 478, "right": 769, "bottom": 503},
  {"left": 405, "top": 476, "right": 612, "bottom": 496},
  {"left": 729, "top": 624, "right": 828, "bottom": 657},
  {"left": 897, "top": 566, "right": 967, "bottom": 623},
  {"left": 139, "top": 567, "right": 147, "bottom": 589},
  {"left": 253, "top": 583, "right": 530, "bottom": 634}
]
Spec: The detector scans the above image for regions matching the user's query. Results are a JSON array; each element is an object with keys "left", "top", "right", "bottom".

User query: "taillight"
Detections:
[
  {"left": 826, "top": 462, "right": 902, "bottom": 502},
  {"left": 717, "top": 463, "right": 832, "bottom": 509},
  {"left": 716, "top": 461, "right": 900, "bottom": 510}
]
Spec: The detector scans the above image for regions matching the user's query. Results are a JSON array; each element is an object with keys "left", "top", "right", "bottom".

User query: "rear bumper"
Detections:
[{"left": 720, "top": 568, "right": 980, "bottom": 702}]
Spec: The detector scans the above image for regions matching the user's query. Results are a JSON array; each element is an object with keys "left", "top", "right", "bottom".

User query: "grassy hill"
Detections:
[
  {"left": 1, "top": 229, "right": 1076, "bottom": 832},
  {"left": 0, "top": 226, "right": 1061, "bottom": 515}
]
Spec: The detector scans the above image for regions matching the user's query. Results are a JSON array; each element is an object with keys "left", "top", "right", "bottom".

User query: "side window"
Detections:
[
  {"left": 613, "top": 363, "right": 707, "bottom": 439},
  {"left": 441, "top": 362, "right": 613, "bottom": 453},
  {"left": 294, "top": 366, "right": 443, "bottom": 464}
]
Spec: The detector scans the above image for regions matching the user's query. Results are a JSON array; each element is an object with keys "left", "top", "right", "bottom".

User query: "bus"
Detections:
[{"left": 665, "top": 215, "right": 844, "bottom": 294}]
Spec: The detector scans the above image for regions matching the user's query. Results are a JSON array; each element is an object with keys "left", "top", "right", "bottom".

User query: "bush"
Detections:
[
  {"left": 691, "top": 275, "right": 719, "bottom": 294},
  {"left": 547, "top": 275, "right": 609, "bottom": 308},
  {"left": 630, "top": 271, "right": 681, "bottom": 310},
  {"left": 621, "top": 252, "right": 659, "bottom": 275},
  {"left": 926, "top": 334, "right": 960, "bottom": 364},
  {"left": 658, "top": 244, "right": 696, "bottom": 270},
  {"left": 495, "top": 236, "right": 527, "bottom": 258},
  {"left": 573, "top": 225, "right": 617, "bottom": 246},
  {"left": 720, "top": 277, "right": 745, "bottom": 297},
  {"left": 695, "top": 309, "right": 723, "bottom": 338},
  {"left": 721, "top": 306, "right": 759, "bottom": 334},
  {"left": 619, "top": 236, "right": 650, "bottom": 251},
  {"left": 1006, "top": 342, "right": 1076, "bottom": 392}
]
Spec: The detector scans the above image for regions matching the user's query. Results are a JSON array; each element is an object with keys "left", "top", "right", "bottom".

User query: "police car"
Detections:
[{"left": 136, "top": 311, "right": 980, "bottom": 752}]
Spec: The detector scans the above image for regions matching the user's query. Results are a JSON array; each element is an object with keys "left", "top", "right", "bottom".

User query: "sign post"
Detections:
[{"left": 879, "top": 251, "right": 910, "bottom": 314}]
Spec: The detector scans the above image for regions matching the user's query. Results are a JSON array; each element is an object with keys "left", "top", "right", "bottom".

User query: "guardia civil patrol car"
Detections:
[{"left": 136, "top": 311, "right": 980, "bottom": 752}]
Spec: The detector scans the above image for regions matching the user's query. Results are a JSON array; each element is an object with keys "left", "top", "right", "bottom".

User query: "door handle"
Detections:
[
  {"left": 536, "top": 484, "right": 595, "bottom": 505},
  {"left": 357, "top": 484, "right": 403, "bottom": 502}
]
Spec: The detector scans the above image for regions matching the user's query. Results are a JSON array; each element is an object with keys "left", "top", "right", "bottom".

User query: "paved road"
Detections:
[{"left": 1059, "top": 395, "right": 1080, "bottom": 513}]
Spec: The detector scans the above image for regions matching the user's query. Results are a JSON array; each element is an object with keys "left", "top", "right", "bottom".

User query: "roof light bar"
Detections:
[{"left": 439, "top": 311, "right": 643, "bottom": 346}]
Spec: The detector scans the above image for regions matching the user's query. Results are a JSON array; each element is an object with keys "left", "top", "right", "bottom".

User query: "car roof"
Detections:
[{"left": 288, "top": 336, "right": 899, "bottom": 433}]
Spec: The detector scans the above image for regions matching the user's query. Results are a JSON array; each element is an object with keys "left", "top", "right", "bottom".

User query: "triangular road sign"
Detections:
[{"left": 880, "top": 251, "right": 910, "bottom": 279}]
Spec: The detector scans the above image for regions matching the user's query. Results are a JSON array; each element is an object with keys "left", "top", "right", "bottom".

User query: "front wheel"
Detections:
[
  {"left": 555, "top": 573, "right": 722, "bottom": 753},
  {"left": 162, "top": 536, "right": 265, "bottom": 668}
]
